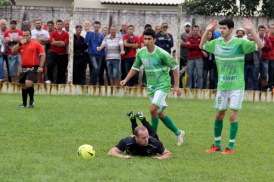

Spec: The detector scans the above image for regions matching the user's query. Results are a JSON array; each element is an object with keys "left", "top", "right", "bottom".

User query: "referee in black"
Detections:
[
  {"left": 12, "top": 29, "right": 45, "bottom": 108},
  {"left": 108, "top": 111, "right": 172, "bottom": 159}
]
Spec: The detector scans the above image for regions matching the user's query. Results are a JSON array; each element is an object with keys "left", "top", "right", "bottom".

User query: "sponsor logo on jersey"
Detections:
[
  {"left": 220, "top": 64, "right": 237, "bottom": 72},
  {"left": 220, "top": 74, "right": 238, "bottom": 82}
]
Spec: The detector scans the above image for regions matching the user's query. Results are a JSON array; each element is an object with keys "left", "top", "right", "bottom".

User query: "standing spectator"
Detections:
[
  {"left": 63, "top": 20, "right": 70, "bottom": 32},
  {"left": 98, "top": 27, "right": 110, "bottom": 86},
  {"left": 244, "top": 32, "right": 261, "bottom": 90},
  {"left": 84, "top": 21, "right": 104, "bottom": 85},
  {"left": 12, "top": 29, "right": 45, "bottom": 108},
  {"left": 97, "top": 26, "right": 124, "bottom": 86},
  {"left": 0, "top": 33, "right": 4, "bottom": 81},
  {"left": 81, "top": 20, "right": 91, "bottom": 38},
  {"left": 122, "top": 25, "right": 139, "bottom": 86},
  {"left": 31, "top": 19, "right": 50, "bottom": 83},
  {"left": 0, "top": 19, "right": 8, "bottom": 82},
  {"left": 155, "top": 22, "right": 174, "bottom": 86},
  {"left": 268, "top": 24, "right": 274, "bottom": 84},
  {"left": 120, "top": 22, "right": 127, "bottom": 37},
  {"left": 140, "top": 24, "right": 152, "bottom": 87},
  {"left": 255, "top": 25, "right": 272, "bottom": 90},
  {"left": 180, "top": 22, "right": 192, "bottom": 88},
  {"left": 202, "top": 30, "right": 215, "bottom": 89},
  {"left": 48, "top": 19, "right": 69, "bottom": 84},
  {"left": 155, "top": 26, "right": 161, "bottom": 34},
  {"left": 155, "top": 23, "right": 173, "bottom": 53},
  {"left": 236, "top": 28, "right": 245, "bottom": 38},
  {"left": 212, "top": 25, "right": 221, "bottom": 39},
  {"left": 73, "top": 25, "right": 88, "bottom": 85},
  {"left": 4, "top": 19, "right": 23, "bottom": 83},
  {"left": 185, "top": 25, "right": 203, "bottom": 89},
  {"left": 22, "top": 21, "right": 31, "bottom": 30},
  {"left": 45, "top": 20, "right": 55, "bottom": 83}
]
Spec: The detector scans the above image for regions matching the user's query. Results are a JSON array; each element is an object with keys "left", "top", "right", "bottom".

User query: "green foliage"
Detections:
[
  {"left": 261, "top": 0, "right": 274, "bottom": 18},
  {"left": 0, "top": 0, "right": 12, "bottom": 6},
  {"left": 182, "top": 0, "right": 260, "bottom": 17},
  {"left": 1, "top": 94, "right": 274, "bottom": 181}
]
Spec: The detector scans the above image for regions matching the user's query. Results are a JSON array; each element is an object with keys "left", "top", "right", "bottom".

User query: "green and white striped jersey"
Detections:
[
  {"left": 204, "top": 37, "right": 257, "bottom": 90},
  {"left": 132, "top": 46, "right": 178, "bottom": 96}
]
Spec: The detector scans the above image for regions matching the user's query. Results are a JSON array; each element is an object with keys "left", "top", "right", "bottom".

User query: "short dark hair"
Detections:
[
  {"left": 219, "top": 18, "right": 234, "bottom": 29},
  {"left": 23, "top": 29, "right": 31, "bottom": 35},
  {"left": 75, "top": 25, "right": 82, "bottom": 29},
  {"left": 143, "top": 28, "right": 156, "bottom": 39},
  {"left": 34, "top": 19, "right": 42, "bottom": 24},
  {"left": 56, "top": 19, "right": 63, "bottom": 24},
  {"left": 134, "top": 126, "right": 147, "bottom": 137},
  {"left": 93, "top": 21, "right": 101, "bottom": 26},
  {"left": 128, "top": 25, "right": 134, "bottom": 29},
  {"left": 47, "top": 20, "right": 54, "bottom": 25},
  {"left": 144, "top": 24, "right": 152, "bottom": 30},
  {"left": 102, "top": 27, "right": 108, "bottom": 30},
  {"left": 192, "top": 25, "right": 199, "bottom": 29},
  {"left": 258, "top": 25, "right": 265, "bottom": 30}
]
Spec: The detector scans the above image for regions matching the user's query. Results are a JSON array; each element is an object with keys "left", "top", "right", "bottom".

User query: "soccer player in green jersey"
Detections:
[
  {"left": 120, "top": 29, "right": 185, "bottom": 146},
  {"left": 200, "top": 18, "right": 264, "bottom": 154}
]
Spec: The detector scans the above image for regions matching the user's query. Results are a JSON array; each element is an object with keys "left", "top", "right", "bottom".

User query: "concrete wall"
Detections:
[{"left": 0, "top": 5, "right": 272, "bottom": 52}]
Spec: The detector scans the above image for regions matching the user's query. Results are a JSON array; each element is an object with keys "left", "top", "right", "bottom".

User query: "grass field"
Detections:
[{"left": 1, "top": 93, "right": 274, "bottom": 182}]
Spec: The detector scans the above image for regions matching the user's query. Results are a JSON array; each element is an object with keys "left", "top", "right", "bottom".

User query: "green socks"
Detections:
[
  {"left": 214, "top": 119, "right": 223, "bottom": 147},
  {"left": 228, "top": 122, "right": 238, "bottom": 150},
  {"left": 151, "top": 117, "right": 159, "bottom": 133},
  {"left": 161, "top": 115, "right": 181, "bottom": 136}
]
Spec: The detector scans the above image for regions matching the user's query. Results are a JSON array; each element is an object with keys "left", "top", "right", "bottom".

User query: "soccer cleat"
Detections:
[
  {"left": 19, "top": 104, "right": 26, "bottom": 108},
  {"left": 221, "top": 147, "right": 234, "bottom": 154},
  {"left": 176, "top": 130, "right": 185, "bottom": 146},
  {"left": 126, "top": 111, "right": 135, "bottom": 119},
  {"left": 206, "top": 144, "right": 223, "bottom": 152},
  {"left": 29, "top": 100, "right": 34, "bottom": 108},
  {"left": 136, "top": 111, "right": 144, "bottom": 121}
]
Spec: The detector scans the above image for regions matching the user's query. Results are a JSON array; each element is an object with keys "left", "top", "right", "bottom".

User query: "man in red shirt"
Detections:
[
  {"left": 47, "top": 19, "right": 69, "bottom": 84},
  {"left": 12, "top": 29, "right": 45, "bottom": 108},
  {"left": 185, "top": 25, "right": 203, "bottom": 89},
  {"left": 4, "top": 19, "right": 23, "bottom": 83},
  {"left": 122, "top": 25, "right": 139, "bottom": 86}
]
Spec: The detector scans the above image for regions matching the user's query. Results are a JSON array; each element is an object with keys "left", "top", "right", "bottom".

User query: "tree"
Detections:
[
  {"left": 260, "top": 0, "right": 274, "bottom": 18},
  {"left": 182, "top": 0, "right": 260, "bottom": 17},
  {"left": 0, "top": 0, "right": 12, "bottom": 6}
]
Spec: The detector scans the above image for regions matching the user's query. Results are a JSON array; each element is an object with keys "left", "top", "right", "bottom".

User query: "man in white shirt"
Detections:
[{"left": 31, "top": 19, "right": 50, "bottom": 83}]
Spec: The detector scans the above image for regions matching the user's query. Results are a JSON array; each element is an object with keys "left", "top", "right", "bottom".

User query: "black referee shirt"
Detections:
[{"left": 115, "top": 136, "right": 165, "bottom": 156}]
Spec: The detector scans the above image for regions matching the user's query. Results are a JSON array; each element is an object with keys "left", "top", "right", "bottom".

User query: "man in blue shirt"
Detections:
[{"left": 84, "top": 21, "right": 104, "bottom": 85}]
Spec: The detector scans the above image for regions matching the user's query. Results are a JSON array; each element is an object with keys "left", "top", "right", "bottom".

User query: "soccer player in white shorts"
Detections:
[
  {"left": 200, "top": 18, "right": 264, "bottom": 154},
  {"left": 121, "top": 29, "right": 185, "bottom": 146}
]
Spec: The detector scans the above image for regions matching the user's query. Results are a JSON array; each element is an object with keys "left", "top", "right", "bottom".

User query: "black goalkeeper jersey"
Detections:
[{"left": 115, "top": 136, "right": 165, "bottom": 156}]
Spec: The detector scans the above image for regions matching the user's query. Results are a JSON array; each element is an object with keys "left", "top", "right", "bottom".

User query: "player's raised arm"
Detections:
[
  {"left": 199, "top": 20, "right": 217, "bottom": 50},
  {"left": 242, "top": 18, "right": 264, "bottom": 49}
]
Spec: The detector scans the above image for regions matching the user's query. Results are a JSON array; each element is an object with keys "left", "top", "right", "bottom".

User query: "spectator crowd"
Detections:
[{"left": 0, "top": 18, "right": 273, "bottom": 90}]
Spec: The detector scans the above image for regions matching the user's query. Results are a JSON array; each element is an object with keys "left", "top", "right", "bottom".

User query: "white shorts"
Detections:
[
  {"left": 149, "top": 90, "right": 168, "bottom": 114},
  {"left": 214, "top": 89, "right": 244, "bottom": 111}
]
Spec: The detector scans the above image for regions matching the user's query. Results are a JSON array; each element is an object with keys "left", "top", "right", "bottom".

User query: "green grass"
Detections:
[{"left": 1, "top": 93, "right": 274, "bottom": 182}]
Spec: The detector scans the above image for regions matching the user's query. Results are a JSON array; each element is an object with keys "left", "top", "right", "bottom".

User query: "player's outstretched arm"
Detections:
[
  {"left": 120, "top": 69, "right": 137, "bottom": 86},
  {"left": 108, "top": 147, "right": 133, "bottom": 159},
  {"left": 151, "top": 149, "right": 172, "bottom": 160},
  {"left": 199, "top": 20, "right": 217, "bottom": 50},
  {"left": 242, "top": 18, "right": 264, "bottom": 49}
]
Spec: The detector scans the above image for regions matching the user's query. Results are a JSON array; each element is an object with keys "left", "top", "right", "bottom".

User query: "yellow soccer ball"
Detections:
[{"left": 77, "top": 144, "right": 95, "bottom": 160}]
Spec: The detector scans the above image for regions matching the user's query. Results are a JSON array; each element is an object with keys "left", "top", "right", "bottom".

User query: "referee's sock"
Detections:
[
  {"left": 27, "top": 86, "right": 34, "bottom": 101},
  {"left": 21, "top": 89, "right": 28, "bottom": 106}
]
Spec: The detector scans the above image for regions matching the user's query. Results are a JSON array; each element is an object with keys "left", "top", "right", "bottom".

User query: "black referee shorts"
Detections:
[{"left": 19, "top": 66, "right": 39, "bottom": 84}]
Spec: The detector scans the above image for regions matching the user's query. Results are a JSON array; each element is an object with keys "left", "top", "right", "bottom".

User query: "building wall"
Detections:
[{"left": 0, "top": 5, "right": 272, "bottom": 52}]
